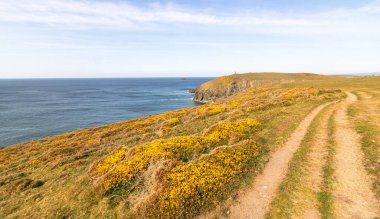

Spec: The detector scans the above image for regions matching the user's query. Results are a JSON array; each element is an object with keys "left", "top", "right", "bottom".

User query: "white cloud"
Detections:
[
  {"left": 0, "top": 0, "right": 379, "bottom": 37},
  {"left": 0, "top": 0, "right": 318, "bottom": 28},
  {"left": 359, "top": 0, "right": 380, "bottom": 13}
]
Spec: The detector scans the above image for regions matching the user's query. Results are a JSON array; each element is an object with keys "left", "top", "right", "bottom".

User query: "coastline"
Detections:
[{"left": 0, "top": 78, "right": 210, "bottom": 148}]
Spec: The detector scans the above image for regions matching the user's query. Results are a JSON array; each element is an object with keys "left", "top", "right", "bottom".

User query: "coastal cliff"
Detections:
[
  {"left": 1, "top": 73, "right": 350, "bottom": 219},
  {"left": 192, "top": 72, "right": 331, "bottom": 102}
]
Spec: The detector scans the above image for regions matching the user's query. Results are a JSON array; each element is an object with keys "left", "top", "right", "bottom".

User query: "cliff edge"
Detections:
[{"left": 192, "top": 72, "right": 332, "bottom": 102}]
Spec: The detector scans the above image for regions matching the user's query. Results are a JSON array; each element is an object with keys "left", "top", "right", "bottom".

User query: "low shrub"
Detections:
[
  {"left": 100, "top": 119, "right": 261, "bottom": 191},
  {"left": 147, "top": 140, "right": 263, "bottom": 218}
]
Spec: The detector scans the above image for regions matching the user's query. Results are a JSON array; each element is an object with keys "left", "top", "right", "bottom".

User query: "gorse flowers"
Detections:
[
  {"left": 151, "top": 141, "right": 262, "bottom": 218},
  {"left": 103, "top": 136, "right": 206, "bottom": 190},
  {"left": 94, "top": 148, "right": 127, "bottom": 174},
  {"left": 204, "top": 119, "right": 261, "bottom": 145},
  {"left": 97, "top": 118, "right": 261, "bottom": 190},
  {"left": 76, "top": 88, "right": 344, "bottom": 218},
  {"left": 0, "top": 71, "right": 349, "bottom": 219},
  {"left": 164, "top": 118, "right": 180, "bottom": 127},
  {"left": 83, "top": 87, "right": 344, "bottom": 218}
]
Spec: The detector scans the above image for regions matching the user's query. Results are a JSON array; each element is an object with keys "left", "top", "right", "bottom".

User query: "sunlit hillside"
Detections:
[
  {"left": 1, "top": 74, "right": 380, "bottom": 218},
  {"left": 192, "top": 73, "right": 333, "bottom": 102}
]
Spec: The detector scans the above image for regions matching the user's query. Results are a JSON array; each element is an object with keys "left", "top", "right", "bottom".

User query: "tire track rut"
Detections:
[
  {"left": 226, "top": 102, "right": 331, "bottom": 219},
  {"left": 333, "top": 92, "right": 380, "bottom": 218}
]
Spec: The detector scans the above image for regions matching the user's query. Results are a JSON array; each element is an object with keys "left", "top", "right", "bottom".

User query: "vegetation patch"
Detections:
[
  {"left": 98, "top": 118, "right": 261, "bottom": 191},
  {"left": 355, "top": 122, "right": 380, "bottom": 196},
  {"left": 266, "top": 105, "right": 325, "bottom": 218},
  {"left": 148, "top": 140, "right": 264, "bottom": 218},
  {"left": 0, "top": 75, "right": 346, "bottom": 219},
  {"left": 348, "top": 98, "right": 380, "bottom": 198},
  {"left": 317, "top": 113, "right": 336, "bottom": 219}
]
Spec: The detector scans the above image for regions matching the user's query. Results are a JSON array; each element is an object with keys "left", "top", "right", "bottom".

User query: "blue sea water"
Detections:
[{"left": 0, "top": 78, "right": 212, "bottom": 147}]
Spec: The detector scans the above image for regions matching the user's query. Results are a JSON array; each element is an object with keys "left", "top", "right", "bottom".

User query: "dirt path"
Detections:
[
  {"left": 302, "top": 107, "right": 335, "bottom": 218},
  {"left": 333, "top": 92, "right": 380, "bottom": 218},
  {"left": 224, "top": 102, "right": 331, "bottom": 219}
]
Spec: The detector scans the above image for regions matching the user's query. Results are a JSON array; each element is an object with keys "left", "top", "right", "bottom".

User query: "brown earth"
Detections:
[
  {"left": 199, "top": 92, "right": 380, "bottom": 219},
  {"left": 301, "top": 104, "right": 336, "bottom": 218},
  {"left": 223, "top": 102, "right": 331, "bottom": 219},
  {"left": 333, "top": 92, "right": 380, "bottom": 218}
]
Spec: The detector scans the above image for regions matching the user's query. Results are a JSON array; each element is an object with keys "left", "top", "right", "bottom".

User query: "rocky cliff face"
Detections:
[
  {"left": 192, "top": 78, "right": 293, "bottom": 102},
  {"left": 192, "top": 72, "right": 331, "bottom": 103}
]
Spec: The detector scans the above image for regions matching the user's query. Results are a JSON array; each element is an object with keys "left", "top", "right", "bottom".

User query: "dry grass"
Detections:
[
  {"left": 348, "top": 90, "right": 380, "bottom": 197},
  {"left": 0, "top": 74, "right": 350, "bottom": 218},
  {"left": 193, "top": 73, "right": 334, "bottom": 102}
]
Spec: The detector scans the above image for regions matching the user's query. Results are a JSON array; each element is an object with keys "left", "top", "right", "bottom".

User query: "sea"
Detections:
[{"left": 0, "top": 78, "right": 212, "bottom": 147}]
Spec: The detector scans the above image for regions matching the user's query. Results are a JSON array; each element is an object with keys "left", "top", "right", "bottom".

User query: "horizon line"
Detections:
[{"left": 0, "top": 72, "right": 379, "bottom": 80}]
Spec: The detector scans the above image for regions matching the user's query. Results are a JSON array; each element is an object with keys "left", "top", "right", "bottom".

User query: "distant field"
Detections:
[{"left": 1, "top": 74, "right": 379, "bottom": 218}]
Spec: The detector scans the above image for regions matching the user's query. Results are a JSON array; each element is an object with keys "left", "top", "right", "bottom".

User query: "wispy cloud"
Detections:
[
  {"left": 360, "top": 0, "right": 380, "bottom": 13},
  {"left": 0, "top": 0, "right": 319, "bottom": 28},
  {"left": 1, "top": 1, "right": 379, "bottom": 77}
]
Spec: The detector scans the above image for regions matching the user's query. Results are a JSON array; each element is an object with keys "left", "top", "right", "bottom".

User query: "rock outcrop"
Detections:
[{"left": 192, "top": 72, "right": 331, "bottom": 102}]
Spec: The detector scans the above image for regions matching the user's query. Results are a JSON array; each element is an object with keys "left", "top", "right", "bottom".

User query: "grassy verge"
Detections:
[
  {"left": 193, "top": 101, "right": 328, "bottom": 219},
  {"left": 0, "top": 87, "right": 344, "bottom": 218},
  {"left": 266, "top": 104, "right": 332, "bottom": 218},
  {"left": 354, "top": 122, "right": 380, "bottom": 197},
  {"left": 348, "top": 92, "right": 380, "bottom": 197},
  {"left": 317, "top": 112, "right": 336, "bottom": 219}
]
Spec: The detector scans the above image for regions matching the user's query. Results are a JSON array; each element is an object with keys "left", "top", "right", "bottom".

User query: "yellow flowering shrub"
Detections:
[
  {"left": 95, "top": 148, "right": 128, "bottom": 174},
  {"left": 136, "top": 128, "right": 149, "bottom": 134},
  {"left": 28, "top": 158, "right": 41, "bottom": 165},
  {"left": 281, "top": 88, "right": 306, "bottom": 99},
  {"left": 86, "top": 139, "right": 99, "bottom": 145},
  {"left": 165, "top": 118, "right": 180, "bottom": 127},
  {"left": 226, "top": 100, "right": 242, "bottom": 108},
  {"left": 147, "top": 141, "right": 262, "bottom": 218},
  {"left": 204, "top": 119, "right": 261, "bottom": 145},
  {"left": 160, "top": 127, "right": 173, "bottom": 133},
  {"left": 206, "top": 106, "right": 226, "bottom": 115},
  {"left": 200, "top": 99, "right": 241, "bottom": 116},
  {"left": 308, "top": 88, "right": 320, "bottom": 95},
  {"left": 101, "top": 119, "right": 261, "bottom": 190},
  {"left": 103, "top": 136, "right": 206, "bottom": 190},
  {"left": 160, "top": 118, "right": 181, "bottom": 134}
]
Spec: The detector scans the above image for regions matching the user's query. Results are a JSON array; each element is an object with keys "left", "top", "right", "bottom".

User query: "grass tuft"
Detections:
[{"left": 317, "top": 112, "right": 336, "bottom": 219}]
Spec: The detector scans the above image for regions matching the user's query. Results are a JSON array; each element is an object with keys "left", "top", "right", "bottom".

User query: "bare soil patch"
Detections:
[
  {"left": 224, "top": 103, "right": 331, "bottom": 219},
  {"left": 333, "top": 92, "right": 380, "bottom": 218}
]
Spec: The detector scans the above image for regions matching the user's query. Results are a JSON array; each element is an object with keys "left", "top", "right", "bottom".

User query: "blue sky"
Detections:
[{"left": 0, "top": 0, "right": 379, "bottom": 78}]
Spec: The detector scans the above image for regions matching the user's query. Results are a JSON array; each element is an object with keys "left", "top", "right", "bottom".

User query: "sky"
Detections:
[{"left": 0, "top": 0, "right": 379, "bottom": 78}]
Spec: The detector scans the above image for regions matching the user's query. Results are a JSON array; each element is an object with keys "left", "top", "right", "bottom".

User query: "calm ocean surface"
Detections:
[{"left": 0, "top": 78, "right": 212, "bottom": 147}]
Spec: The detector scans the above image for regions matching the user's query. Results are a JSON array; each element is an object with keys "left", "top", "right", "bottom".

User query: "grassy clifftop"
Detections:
[
  {"left": 0, "top": 74, "right": 345, "bottom": 218},
  {"left": 192, "top": 72, "right": 333, "bottom": 102}
]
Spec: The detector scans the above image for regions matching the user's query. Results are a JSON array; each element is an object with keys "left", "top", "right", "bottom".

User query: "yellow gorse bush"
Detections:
[
  {"left": 206, "top": 106, "right": 227, "bottom": 115},
  {"left": 148, "top": 141, "right": 262, "bottom": 218},
  {"left": 76, "top": 87, "right": 339, "bottom": 216},
  {"left": 204, "top": 119, "right": 261, "bottom": 145},
  {"left": 100, "top": 118, "right": 261, "bottom": 190},
  {"left": 165, "top": 118, "right": 180, "bottom": 127},
  {"left": 103, "top": 136, "right": 206, "bottom": 190},
  {"left": 3, "top": 87, "right": 335, "bottom": 172},
  {"left": 0, "top": 82, "right": 345, "bottom": 219},
  {"left": 95, "top": 148, "right": 128, "bottom": 174}
]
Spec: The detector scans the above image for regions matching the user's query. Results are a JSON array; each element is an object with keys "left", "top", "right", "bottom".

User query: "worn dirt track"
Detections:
[
  {"left": 333, "top": 92, "right": 380, "bottom": 218},
  {"left": 302, "top": 106, "right": 335, "bottom": 218},
  {"left": 225, "top": 102, "right": 331, "bottom": 219}
]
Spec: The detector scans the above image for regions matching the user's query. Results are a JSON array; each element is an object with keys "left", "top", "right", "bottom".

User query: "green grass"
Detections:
[
  {"left": 266, "top": 102, "right": 332, "bottom": 218},
  {"left": 0, "top": 86, "right": 341, "bottom": 218},
  {"left": 347, "top": 92, "right": 380, "bottom": 198},
  {"left": 317, "top": 112, "right": 337, "bottom": 219},
  {"left": 355, "top": 122, "right": 380, "bottom": 196},
  {"left": 200, "top": 72, "right": 333, "bottom": 90},
  {"left": 2, "top": 74, "right": 379, "bottom": 218}
]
